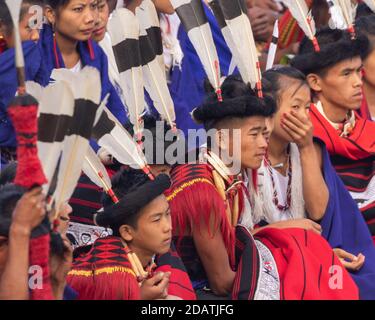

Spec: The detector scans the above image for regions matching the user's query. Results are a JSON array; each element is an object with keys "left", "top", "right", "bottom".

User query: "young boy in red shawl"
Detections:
[
  {"left": 167, "top": 75, "right": 359, "bottom": 300},
  {"left": 291, "top": 27, "right": 375, "bottom": 243},
  {"left": 67, "top": 172, "right": 195, "bottom": 300}
]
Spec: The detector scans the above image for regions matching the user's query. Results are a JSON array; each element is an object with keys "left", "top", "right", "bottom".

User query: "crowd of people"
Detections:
[{"left": 1, "top": 0, "right": 375, "bottom": 300}]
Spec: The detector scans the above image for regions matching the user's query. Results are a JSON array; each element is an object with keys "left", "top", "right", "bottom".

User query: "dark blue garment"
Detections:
[
  {"left": 39, "top": 24, "right": 127, "bottom": 125},
  {"left": 0, "top": 41, "right": 48, "bottom": 149},
  {"left": 168, "top": 2, "right": 235, "bottom": 140},
  {"left": 319, "top": 139, "right": 375, "bottom": 300},
  {"left": 0, "top": 24, "right": 127, "bottom": 156},
  {"left": 63, "top": 284, "right": 78, "bottom": 300}
]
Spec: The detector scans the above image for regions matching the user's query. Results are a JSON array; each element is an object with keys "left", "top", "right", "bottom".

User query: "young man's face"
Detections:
[
  {"left": 315, "top": 57, "right": 363, "bottom": 111},
  {"left": 125, "top": 194, "right": 172, "bottom": 257},
  {"left": 239, "top": 116, "right": 269, "bottom": 170},
  {"left": 220, "top": 116, "right": 269, "bottom": 171}
]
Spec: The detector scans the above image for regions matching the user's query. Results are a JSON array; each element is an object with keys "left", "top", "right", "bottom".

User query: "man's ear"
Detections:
[
  {"left": 306, "top": 73, "right": 323, "bottom": 93},
  {"left": 44, "top": 6, "right": 56, "bottom": 26},
  {"left": 119, "top": 224, "right": 134, "bottom": 242},
  {"left": 0, "top": 21, "right": 7, "bottom": 39}
]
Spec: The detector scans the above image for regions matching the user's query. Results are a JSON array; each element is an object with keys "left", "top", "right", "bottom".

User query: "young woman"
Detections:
[
  {"left": 250, "top": 66, "right": 375, "bottom": 300},
  {"left": 1, "top": 0, "right": 128, "bottom": 163},
  {"left": 167, "top": 76, "right": 359, "bottom": 300},
  {"left": 0, "top": 0, "right": 43, "bottom": 165}
]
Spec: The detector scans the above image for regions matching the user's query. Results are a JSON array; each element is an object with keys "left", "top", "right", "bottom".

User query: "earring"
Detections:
[{"left": 52, "top": 24, "right": 60, "bottom": 69}]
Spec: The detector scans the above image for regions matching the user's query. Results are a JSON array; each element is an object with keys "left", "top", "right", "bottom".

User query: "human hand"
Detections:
[
  {"left": 140, "top": 271, "right": 171, "bottom": 300},
  {"left": 333, "top": 249, "right": 365, "bottom": 271},
  {"left": 276, "top": 218, "right": 322, "bottom": 235},
  {"left": 248, "top": 7, "right": 274, "bottom": 41},
  {"left": 281, "top": 110, "right": 314, "bottom": 149},
  {"left": 11, "top": 187, "right": 46, "bottom": 235}
]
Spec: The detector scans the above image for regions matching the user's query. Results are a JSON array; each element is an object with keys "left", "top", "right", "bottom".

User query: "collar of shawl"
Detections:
[{"left": 315, "top": 101, "right": 356, "bottom": 138}]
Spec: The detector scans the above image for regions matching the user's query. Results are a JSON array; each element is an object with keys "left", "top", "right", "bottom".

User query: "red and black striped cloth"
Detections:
[
  {"left": 310, "top": 104, "right": 375, "bottom": 243},
  {"left": 67, "top": 236, "right": 195, "bottom": 300},
  {"left": 168, "top": 162, "right": 359, "bottom": 299}
]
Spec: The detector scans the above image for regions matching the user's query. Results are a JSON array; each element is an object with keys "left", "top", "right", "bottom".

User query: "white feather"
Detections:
[
  {"left": 334, "top": 0, "right": 357, "bottom": 29},
  {"left": 38, "top": 83, "right": 75, "bottom": 193},
  {"left": 107, "top": 8, "right": 145, "bottom": 138},
  {"left": 52, "top": 67, "right": 102, "bottom": 212},
  {"left": 25, "top": 81, "right": 44, "bottom": 103},
  {"left": 266, "top": 20, "right": 279, "bottom": 71},
  {"left": 97, "top": 106, "right": 149, "bottom": 170},
  {"left": 26, "top": 81, "right": 76, "bottom": 193},
  {"left": 142, "top": 59, "right": 176, "bottom": 127},
  {"left": 282, "top": 0, "right": 316, "bottom": 40},
  {"left": 135, "top": 4, "right": 176, "bottom": 129},
  {"left": 136, "top": 0, "right": 165, "bottom": 73},
  {"left": 363, "top": 0, "right": 375, "bottom": 12},
  {"left": 171, "top": 0, "right": 221, "bottom": 91},
  {"left": 5, "top": 0, "right": 24, "bottom": 69},
  {"left": 83, "top": 146, "right": 112, "bottom": 190},
  {"left": 211, "top": 0, "right": 261, "bottom": 89},
  {"left": 326, "top": 1, "right": 346, "bottom": 29},
  {"left": 51, "top": 67, "right": 101, "bottom": 103}
]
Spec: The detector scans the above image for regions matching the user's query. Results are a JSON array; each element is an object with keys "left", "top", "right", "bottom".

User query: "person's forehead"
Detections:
[
  {"left": 330, "top": 57, "right": 363, "bottom": 73},
  {"left": 243, "top": 116, "right": 267, "bottom": 128},
  {"left": 140, "top": 194, "right": 169, "bottom": 217}
]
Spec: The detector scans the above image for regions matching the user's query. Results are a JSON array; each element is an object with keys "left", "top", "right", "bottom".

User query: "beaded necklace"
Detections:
[{"left": 265, "top": 149, "right": 292, "bottom": 212}]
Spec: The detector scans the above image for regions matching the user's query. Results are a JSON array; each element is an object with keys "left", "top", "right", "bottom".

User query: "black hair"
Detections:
[
  {"left": 0, "top": 0, "right": 44, "bottom": 36},
  {"left": 355, "top": 15, "right": 375, "bottom": 58},
  {"left": 262, "top": 66, "right": 307, "bottom": 104},
  {"left": 0, "top": 162, "right": 17, "bottom": 186},
  {"left": 0, "top": 0, "right": 12, "bottom": 35},
  {"left": 0, "top": 184, "right": 25, "bottom": 237},
  {"left": 101, "top": 168, "right": 149, "bottom": 236},
  {"left": 292, "top": 27, "right": 368, "bottom": 77},
  {"left": 125, "top": 113, "right": 180, "bottom": 165},
  {"left": 193, "top": 75, "right": 276, "bottom": 130},
  {"left": 43, "top": 0, "right": 70, "bottom": 9},
  {"left": 356, "top": 3, "right": 374, "bottom": 19}
]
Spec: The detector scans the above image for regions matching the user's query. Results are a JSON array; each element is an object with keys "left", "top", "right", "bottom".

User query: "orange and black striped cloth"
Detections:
[{"left": 277, "top": 0, "right": 314, "bottom": 49}]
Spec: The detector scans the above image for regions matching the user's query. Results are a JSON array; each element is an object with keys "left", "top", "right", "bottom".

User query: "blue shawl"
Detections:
[{"left": 319, "top": 139, "right": 375, "bottom": 300}]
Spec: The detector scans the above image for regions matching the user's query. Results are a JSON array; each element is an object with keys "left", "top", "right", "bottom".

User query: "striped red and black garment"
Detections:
[
  {"left": 67, "top": 236, "right": 140, "bottom": 300},
  {"left": 155, "top": 242, "right": 196, "bottom": 300},
  {"left": 310, "top": 105, "right": 375, "bottom": 243}
]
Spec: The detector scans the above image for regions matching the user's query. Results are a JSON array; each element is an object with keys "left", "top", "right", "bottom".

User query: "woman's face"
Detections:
[
  {"left": 92, "top": 0, "right": 109, "bottom": 42},
  {"left": 272, "top": 79, "right": 311, "bottom": 143},
  {"left": 49, "top": 0, "right": 98, "bottom": 42}
]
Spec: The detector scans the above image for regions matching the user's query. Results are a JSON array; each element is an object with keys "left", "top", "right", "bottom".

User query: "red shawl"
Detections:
[
  {"left": 256, "top": 228, "right": 359, "bottom": 300},
  {"left": 310, "top": 104, "right": 375, "bottom": 160}
]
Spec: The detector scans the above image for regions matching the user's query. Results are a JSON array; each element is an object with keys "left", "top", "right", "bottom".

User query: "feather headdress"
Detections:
[
  {"left": 171, "top": 0, "right": 223, "bottom": 100},
  {"left": 282, "top": 0, "right": 320, "bottom": 51}
]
